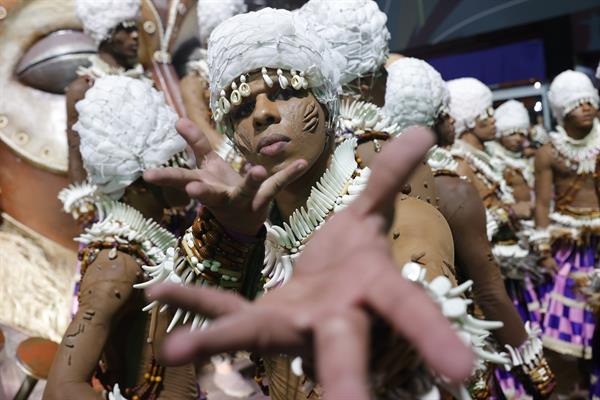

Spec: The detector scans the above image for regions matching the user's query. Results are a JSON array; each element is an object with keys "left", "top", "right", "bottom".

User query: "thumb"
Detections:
[{"left": 254, "top": 159, "right": 307, "bottom": 210}]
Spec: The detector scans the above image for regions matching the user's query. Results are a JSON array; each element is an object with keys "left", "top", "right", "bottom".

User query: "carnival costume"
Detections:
[
  {"left": 138, "top": 6, "right": 527, "bottom": 400},
  {"left": 447, "top": 78, "right": 552, "bottom": 398},
  {"left": 530, "top": 72, "right": 600, "bottom": 399},
  {"left": 384, "top": 58, "right": 554, "bottom": 399},
  {"left": 56, "top": 76, "right": 197, "bottom": 399}
]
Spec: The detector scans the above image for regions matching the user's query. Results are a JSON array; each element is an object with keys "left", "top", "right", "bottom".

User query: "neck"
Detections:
[
  {"left": 563, "top": 121, "right": 594, "bottom": 141},
  {"left": 461, "top": 131, "right": 484, "bottom": 151},
  {"left": 98, "top": 50, "right": 135, "bottom": 70},
  {"left": 274, "top": 135, "right": 335, "bottom": 220}
]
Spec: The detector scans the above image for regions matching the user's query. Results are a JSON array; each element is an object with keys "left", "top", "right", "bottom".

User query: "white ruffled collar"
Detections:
[
  {"left": 550, "top": 118, "right": 600, "bottom": 175},
  {"left": 77, "top": 54, "right": 147, "bottom": 81},
  {"left": 485, "top": 141, "right": 534, "bottom": 187}
]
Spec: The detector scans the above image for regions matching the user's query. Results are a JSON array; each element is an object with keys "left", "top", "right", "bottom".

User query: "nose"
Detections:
[
  {"left": 131, "top": 29, "right": 139, "bottom": 40},
  {"left": 253, "top": 93, "right": 281, "bottom": 131}
]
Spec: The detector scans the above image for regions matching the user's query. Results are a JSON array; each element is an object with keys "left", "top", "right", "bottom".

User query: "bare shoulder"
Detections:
[
  {"left": 436, "top": 176, "right": 483, "bottom": 221},
  {"left": 390, "top": 195, "right": 456, "bottom": 282},
  {"left": 77, "top": 249, "right": 143, "bottom": 314}
]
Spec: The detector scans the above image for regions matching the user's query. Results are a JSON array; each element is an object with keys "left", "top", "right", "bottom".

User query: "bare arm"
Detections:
[
  {"left": 66, "top": 77, "right": 90, "bottom": 184},
  {"left": 436, "top": 175, "right": 528, "bottom": 347},
  {"left": 534, "top": 144, "right": 554, "bottom": 228},
  {"left": 180, "top": 74, "right": 223, "bottom": 151},
  {"left": 44, "top": 250, "right": 141, "bottom": 400}
]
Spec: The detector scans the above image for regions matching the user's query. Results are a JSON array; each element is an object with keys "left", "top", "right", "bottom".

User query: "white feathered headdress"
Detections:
[
  {"left": 74, "top": 75, "right": 186, "bottom": 199},
  {"left": 382, "top": 57, "right": 448, "bottom": 131},
  {"left": 548, "top": 70, "right": 599, "bottom": 124},
  {"left": 447, "top": 77, "right": 493, "bottom": 135},
  {"left": 207, "top": 7, "right": 343, "bottom": 123},
  {"left": 75, "top": 0, "right": 141, "bottom": 45},
  {"left": 297, "top": 0, "right": 390, "bottom": 85},
  {"left": 197, "top": 0, "right": 247, "bottom": 47},
  {"left": 494, "top": 100, "right": 530, "bottom": 137}
]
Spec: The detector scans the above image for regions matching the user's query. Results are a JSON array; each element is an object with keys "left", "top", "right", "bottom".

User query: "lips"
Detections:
[{"left": 257, "top": 134, "right": 291, "bottom": 156}]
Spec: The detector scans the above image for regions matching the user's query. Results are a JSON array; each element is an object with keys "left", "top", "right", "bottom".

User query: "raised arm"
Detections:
[
  {"left": 437, "top": 175, "right": 528, "bottom": 347},
  {"left": 44, "top": 250, "right": 141, "bottom": 400},
  {"left": 534, "top": 144, "right": 554, "bottom": 228},
  {"left": 180, "top": 74, "right": 224, "bottom": 151},
  {"left": 65, "top": 77, "right": 90, "bottom": 184}
]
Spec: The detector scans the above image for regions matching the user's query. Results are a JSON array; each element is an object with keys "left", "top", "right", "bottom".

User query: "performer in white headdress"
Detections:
[
  {"left": 67, "top": 0, "right": 146, "bottom": 184},
  {"left": 385, "top": 58, "right": 555, "bottom": 399},
  {"left": 531, "top": 69, "right": 600, "bottom": 397},
  {"left": 45, "top": 76, "right": 197, "bottom": 400},
  {"left": 299, "top": 0, "right": 438, "bottom": 203},
  {"left": 488, "top": 99, "right": 534, "bottom": 201},
  {"left": 141, "top": 7, "right": 513, "bottom": 400},
  {"left": 448, "top": 80, "right": 546, "bottom": 389}
]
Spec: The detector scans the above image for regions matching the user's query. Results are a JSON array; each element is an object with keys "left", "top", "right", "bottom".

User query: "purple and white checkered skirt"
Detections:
[{"left": 542, "top": 237, "right": 597, "bottom": 359}]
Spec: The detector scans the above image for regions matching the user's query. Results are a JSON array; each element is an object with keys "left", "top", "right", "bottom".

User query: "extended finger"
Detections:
[
  {"left": 314, "top": 310, "right": 370, "bottom": 400},
  {"left": 143, "top": 167, "right": 201, "bottom": 189},
  {"left": 254, "top": 159, "right": 308, "bottom": 210},
  {"left": 146, "top": 283, "right": 246, "bottom": 318},
  {"left": 366, "top": 261, "right": 473, "bottom": 382},
  {"left": 159, "top": 309, "right": 304, "bottom": 366},
  {"left": 185, "top": 181, "right": 228, "bottom": 206},
  {"left": 353, "top": 126, "right": 436, "bottom": 217},
  {"left": 176, "top": 118, "right": 214, "bottom": 163}
]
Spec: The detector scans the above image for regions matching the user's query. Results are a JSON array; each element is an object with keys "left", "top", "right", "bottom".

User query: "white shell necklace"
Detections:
[
  {"left": 336, "top": 98, "right": 400, "bottom": 137},
  {"left": 452, "top": 140, "right": 515, "bottom": 204},
  {"left": 262, "top": 138, "right": 370, "bottom": 289},
  {"left": 485, "top": 141, "right": 534, "bottom": 187},
  {"left": 427, "top": 146, "right": 459, "bottom": 174},
  {"left": 550, "top": 118, "right": 600, "bottom": 175}
]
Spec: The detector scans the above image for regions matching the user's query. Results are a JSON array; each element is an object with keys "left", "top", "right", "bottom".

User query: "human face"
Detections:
[
  {"left": 102, "top": 21, "right": 139, "bottom": 67},
  {"left": 228, "top": 71, "right": 329, "bottom": 176},
  {"left": 564, "top": 101, "right": 598, "bottom": 132},
  {"left": 472, "top": 107, "right": 496, "bottom": 142},
  {"left": 435, "top": 112, "right": 456, "bottom": 147},
  {"left": 499, "top": 132, "right": 526, "bottom": 153}
]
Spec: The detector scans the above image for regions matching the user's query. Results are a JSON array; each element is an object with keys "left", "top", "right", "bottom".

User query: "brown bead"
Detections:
[
  {"left": 198, "top": 246, "right": 214, "bottom": 259},
  {"left": 400, "top": 184, "right": 411, "bottom": 194},
  {"left": 202, "top": 230, "right": 221, "bottom": 246}
]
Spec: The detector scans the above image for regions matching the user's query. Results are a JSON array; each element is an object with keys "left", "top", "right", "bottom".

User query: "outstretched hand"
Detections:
[
  {"left": 144, "top": 119, "right": 307, "bottom": 236},
  {"left": 147, "top": 127, "right": 473, "bottom": 400}
]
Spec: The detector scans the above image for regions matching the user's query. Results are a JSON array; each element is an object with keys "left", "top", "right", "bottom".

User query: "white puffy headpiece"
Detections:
[
  {"left": 382, "top": 57, "right": 449, "bottom": 131},
  {"left": 74, "top": 76, "right": 186, "bottom": 199},
  {"left": 494, "top": 100, "right": 530, "bottom": 137},
  {"left": 447, "top": 77, "right": 493, "bottom": 135},
  {"left": 197, "top": 0, "right": 247, "bottom": 46},
  {"left": 298, "top": 0, "right": 390, "bottom": 85},
  {"left": 207, "top": 8, "right": 343, "bottom": 125},
  {"left": 75, "top": 0, "right": 141, "bottom": 45},
  {"left": 548, "top": 70, "right": 599, "bottom": 123}
]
